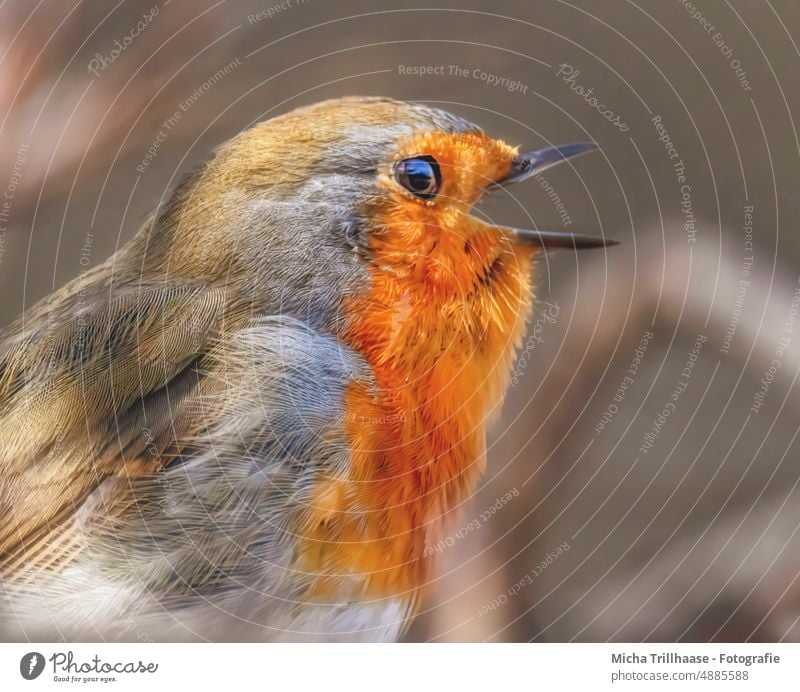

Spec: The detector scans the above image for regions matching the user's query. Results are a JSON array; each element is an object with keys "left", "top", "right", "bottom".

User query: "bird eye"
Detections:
[{"left": 394, "top": 155, "right": 441, "bottom": 200}]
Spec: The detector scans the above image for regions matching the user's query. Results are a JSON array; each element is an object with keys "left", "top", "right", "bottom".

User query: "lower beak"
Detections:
[
  {"left": 493, "top": 142, "right": 618, "bottom": 250},
  {"left": 510, "top": 228, "right": 618, "bottom": 250}
]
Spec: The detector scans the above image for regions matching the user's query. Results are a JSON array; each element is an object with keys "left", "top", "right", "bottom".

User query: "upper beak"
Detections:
[{"left": 492, "top": 142, "right": 618, "bottom": 250}]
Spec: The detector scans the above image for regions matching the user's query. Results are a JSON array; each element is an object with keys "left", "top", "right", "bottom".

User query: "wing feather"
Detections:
[
  {"left": 1, "top": 311, "right": 372, "bottom": 640},
  {"left": 0, "top": 280, "right": 244, "bottom": 560}
]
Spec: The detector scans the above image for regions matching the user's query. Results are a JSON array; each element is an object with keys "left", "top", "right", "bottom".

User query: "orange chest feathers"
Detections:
[{"left": 295, "top": 223, "right": 535, "bottom": 604}]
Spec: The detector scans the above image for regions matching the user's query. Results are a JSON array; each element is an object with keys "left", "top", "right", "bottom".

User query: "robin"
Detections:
[{"left": 0, "top": 97, "right": 615, "bottom": 641}]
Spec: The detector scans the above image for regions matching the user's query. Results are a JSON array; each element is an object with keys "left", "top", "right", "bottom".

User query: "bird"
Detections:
[{"left": 0, "top": 96, "right": 615, "bottom": 641}]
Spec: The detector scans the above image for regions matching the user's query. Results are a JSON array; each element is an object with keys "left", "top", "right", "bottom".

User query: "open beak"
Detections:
[{"left": 492, "top": 142, "right": 618, "bottom": 250}]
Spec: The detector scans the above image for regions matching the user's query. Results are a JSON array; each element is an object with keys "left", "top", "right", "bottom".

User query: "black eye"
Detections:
[{"left": 394, "top": 155, "right": 441, "bottom": 200}]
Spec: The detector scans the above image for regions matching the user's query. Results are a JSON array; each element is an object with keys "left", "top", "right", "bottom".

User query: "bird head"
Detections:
[{"left": 140, "top": 96, "right": 613, "bottom": 393}]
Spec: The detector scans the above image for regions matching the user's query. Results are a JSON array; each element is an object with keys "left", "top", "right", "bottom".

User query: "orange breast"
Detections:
[
  {"left": 296, "top": 270, "right": 534, "bottom": 611},
  {"left": 294, "top": 131, "right": 535, "bottom": 609}
]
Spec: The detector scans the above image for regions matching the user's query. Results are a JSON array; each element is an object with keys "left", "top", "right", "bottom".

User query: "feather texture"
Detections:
[{"left": 0, "top": 97, "right": 538, "bottom": 641}]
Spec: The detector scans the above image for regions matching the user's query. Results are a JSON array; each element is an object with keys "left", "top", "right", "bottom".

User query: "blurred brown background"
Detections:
[{"left": 2, "top": 0, "right": 800, "bottom": 641}]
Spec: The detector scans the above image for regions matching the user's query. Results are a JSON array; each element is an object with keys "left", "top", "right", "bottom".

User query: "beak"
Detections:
[
  {"left": 493, "top": 142, "right": 618, "bottom": 250},
  {"left": 509, "top": 228, "right": 618, "bottom": 250}
]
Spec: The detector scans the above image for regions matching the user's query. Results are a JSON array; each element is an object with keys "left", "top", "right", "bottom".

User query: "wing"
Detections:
[
  {"left": 0, "top": 279, "right": 241, "bottom": 562},
  {"left": 0, "top": 295, "right": 372, "bottom": 639}
]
